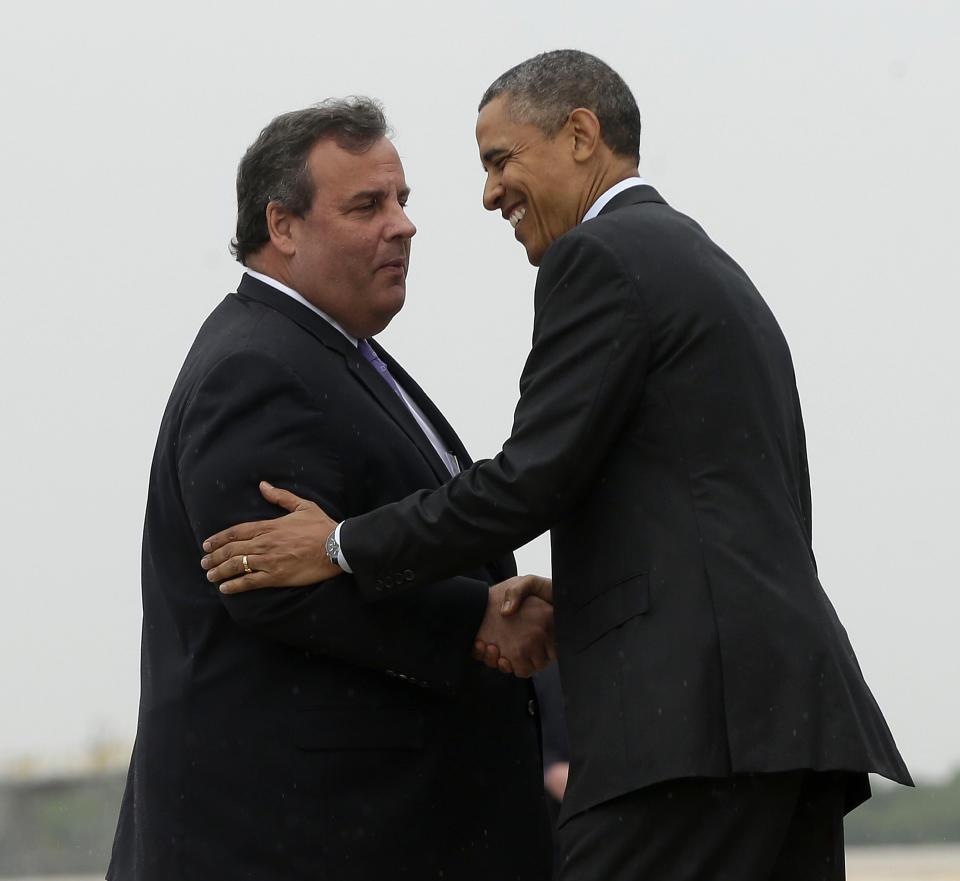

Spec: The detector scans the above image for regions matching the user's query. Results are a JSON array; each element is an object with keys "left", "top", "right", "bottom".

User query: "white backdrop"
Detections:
[{"left": 0, "top": 0, "right": 956, "bottom": 782}]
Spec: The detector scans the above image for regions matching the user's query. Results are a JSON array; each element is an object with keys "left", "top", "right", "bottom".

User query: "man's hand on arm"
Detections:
[
  {"left": 201, "top": 482, "right": 339, "bottom": 593},
  {"left": 473, "top": 576, "right": 556, "bottom": 678}
]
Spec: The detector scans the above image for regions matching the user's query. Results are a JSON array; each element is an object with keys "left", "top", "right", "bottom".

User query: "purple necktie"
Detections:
[{"left": 357, "top": 338, "right": 403, "bottom": 398}]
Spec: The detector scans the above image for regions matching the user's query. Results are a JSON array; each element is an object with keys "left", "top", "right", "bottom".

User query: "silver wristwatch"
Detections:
[{"left": 325, "top": 529, "right": 341, "bottom": 569}]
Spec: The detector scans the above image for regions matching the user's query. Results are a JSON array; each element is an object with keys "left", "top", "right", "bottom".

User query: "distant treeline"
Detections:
[
  {"left": 0, "top": 768, "right": 956, "bottom": 875},
  {"left": 845, "top": 768, "right": 960, "bottom": 845},
  {"left": 0, "top": 770, "right": 125, "bottom": 876}
]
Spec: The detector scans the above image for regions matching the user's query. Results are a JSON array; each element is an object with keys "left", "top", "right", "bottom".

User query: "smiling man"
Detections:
[
  {"left": 108, "top": 98, "right": 554, "bottom": 881},
  {"left": 201, "top": 55, "right": 912, "bottom": 880}
]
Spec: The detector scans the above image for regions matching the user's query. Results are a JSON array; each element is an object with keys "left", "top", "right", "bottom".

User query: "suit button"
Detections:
[
  {"left": 383, "top": 575, "right": 394, "bottom": 588},
  {"left": 375, "top": 579, "right": 384, "bottom": 592},
  {"left": 403, "top": 569, "right": 415, "bottom": 582},
  {"left": 527, "top": 699, "right": 536, "bottom": 717}
]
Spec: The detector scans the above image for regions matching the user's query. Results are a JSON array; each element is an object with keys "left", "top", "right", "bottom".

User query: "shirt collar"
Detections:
[
  {"left": 582, "top": 176, "right": 647, "bottom": 224},
  {"left": 243, "top": 269, "right": 358, "bottom": 345}
]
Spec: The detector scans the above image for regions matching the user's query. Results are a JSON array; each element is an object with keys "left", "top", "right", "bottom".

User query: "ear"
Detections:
[
  {"left": 265, "top": 201, "right": 297, "bottom": 256},
  {"left": 567, "top": 108, "right": 602, "bottom": 162}
]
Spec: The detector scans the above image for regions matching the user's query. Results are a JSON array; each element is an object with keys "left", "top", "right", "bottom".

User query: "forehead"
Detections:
[
  {"left": 307, "top": 136, "right": 406, "bottom": 197},
  {"left": 477, "top": 95, "right": 533, "bottom": 145},
  {"left": 476, "top": 95, "right": 544, "bottom": 157}
]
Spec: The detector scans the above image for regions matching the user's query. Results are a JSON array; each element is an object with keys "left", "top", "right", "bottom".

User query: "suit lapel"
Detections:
[
  {"left": 235, "top": 274, "right": 455, "bottom": 486},
  {"left": 387, "top": 356, "right": 472, "bottom": 471},
  {"left": 366, "top": 339, "right": 463, "bottom": 484}
]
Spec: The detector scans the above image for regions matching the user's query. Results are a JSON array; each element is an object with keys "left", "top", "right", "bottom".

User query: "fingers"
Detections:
[
  {"left": 217, "top": 571, "right": 276, "bottom": 595},
  {"left": 473, "top": 640, "right": 500, "bottom": 666},
  {"left": 203, "top": 551, "right": 262, "bottom": 584},
  {"left": 499, "top": 650, "right": 548, "bottom": 679},
  {"left": 203, "top": 483, "right": 316, "bottom": 554},
  {"left": 477, "top": 649, "right": 553, "bottom": 678},
  {"left": 201, "top": 540, "right": 263, "bottom": 576},
  {"left": 472, "top": 641, "right": 502, "bottom": 670},
  {"left": 477, "top": 640, "right": 553, "bottom": 678},
  {"left": 259, "top": 481, "right": 312, "bottom": 512},
  {"left": 202, "top": 520, "right": 270, "bottom": 555}
]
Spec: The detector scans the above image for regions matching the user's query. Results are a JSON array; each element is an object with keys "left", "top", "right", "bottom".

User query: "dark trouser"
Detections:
[{"left": 558, "top": 770, "right": 847, "bottom": 881}]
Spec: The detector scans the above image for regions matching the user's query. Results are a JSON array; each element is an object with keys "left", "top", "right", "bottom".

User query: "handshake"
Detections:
[{"left": 473, "top": 575, "right": 556, "bottom": 678}]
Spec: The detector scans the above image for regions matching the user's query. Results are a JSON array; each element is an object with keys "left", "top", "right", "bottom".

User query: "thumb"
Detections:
[
  {"left": 502, "top": 575, "right": 553, "bottom": 615},
  {"left": 259, "top": 481, "right": 312, "bottom": 512},
  {"left": 500, "top": 577, "right": 533, "bottom": 616}
]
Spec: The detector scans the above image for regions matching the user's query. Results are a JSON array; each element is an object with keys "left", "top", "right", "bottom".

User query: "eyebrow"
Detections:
[{"left": 344, "top": 186, "right": 411, "bottom": 206}]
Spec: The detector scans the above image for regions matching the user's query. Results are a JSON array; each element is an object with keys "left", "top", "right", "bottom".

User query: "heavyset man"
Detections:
[{"left": 109, "top": 98, "right": 553, "bottom": 881}]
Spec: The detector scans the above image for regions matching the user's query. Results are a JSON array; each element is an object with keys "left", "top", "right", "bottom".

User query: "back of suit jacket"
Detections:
[
  {"left": 108, "top": 275, "right": 552, "bottom": 880},
  {"left": 338, "top": 187, "right": 912, "bottom": 822}
]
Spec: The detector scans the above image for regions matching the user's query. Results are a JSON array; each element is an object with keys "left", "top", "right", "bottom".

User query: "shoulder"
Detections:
[
  {"left": 171, "top": 296, "right": 349, "bottom": 416},
  {"left": 194, "top": 294, "right": 345, "bottom": 374},
  {"left": 539, "top": 201, "right": 722, "bottom": 293}
]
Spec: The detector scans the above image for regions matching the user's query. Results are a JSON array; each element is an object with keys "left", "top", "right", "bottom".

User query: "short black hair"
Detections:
[
  {"left": 231, "top": 97, "right": 389, "bottom": 264},
  {"left": 479, "top": 50, "right": 640, "bottom": 162}
]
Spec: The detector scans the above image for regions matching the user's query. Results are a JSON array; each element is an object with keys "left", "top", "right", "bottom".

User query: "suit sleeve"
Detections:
[
  {"left": 343, "top": 229, "right": 652, "bottom": 598},
  {"left": 177, "top": 346, "right": 488, "bottom": 692}
]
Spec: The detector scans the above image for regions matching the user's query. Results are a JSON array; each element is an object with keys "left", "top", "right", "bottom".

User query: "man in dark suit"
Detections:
[
  {"left": 201, "top": 56, "right": 912, "bottom": 879},
  {"left": 108, "top": 98, "right": 554, "bottom": 881}
]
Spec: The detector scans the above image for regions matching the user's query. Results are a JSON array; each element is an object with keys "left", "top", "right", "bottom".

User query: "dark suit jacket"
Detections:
[
  {"left": 339, "top": 186, "right": 912, "bottom": 823},
  {"left": 108, "top": 274, "right": 552, "bottom": 880}
]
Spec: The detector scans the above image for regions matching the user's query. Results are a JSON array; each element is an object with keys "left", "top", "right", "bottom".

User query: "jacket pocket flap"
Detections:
[
  {"left": 294, "top": 706, "right": 425, "bottom": 751},
  {"left": 569, "top": 573, "right": 649, "bottom": 653}
]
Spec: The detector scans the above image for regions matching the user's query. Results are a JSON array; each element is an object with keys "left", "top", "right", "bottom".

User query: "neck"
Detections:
[
  {"left": 245, "top": 252, "right": 292, "bottom": 288},
  {"left": 578, "top": 159, "right": 641, "bottom": 223}
]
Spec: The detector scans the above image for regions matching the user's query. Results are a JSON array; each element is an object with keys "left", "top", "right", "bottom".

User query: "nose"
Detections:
[
  {"left": 387, "top": 202, "right": 416, "bottom": 240},
  {"left": 482, "top": 173, "right": 503, "bottom": 212}
]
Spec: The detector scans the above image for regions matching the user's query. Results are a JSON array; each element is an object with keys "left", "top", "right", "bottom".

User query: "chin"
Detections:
[
  {"left": 365, "top": 295, "right": 406, "bottom": 337},
  {"left": 525, "top": 245, "right": 545, "bottom": 267},
  {"left": 520, "top": 232, "right": 549, "bottom": 266}
]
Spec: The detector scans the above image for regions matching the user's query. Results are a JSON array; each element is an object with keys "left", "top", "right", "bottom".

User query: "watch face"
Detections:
[{"left": 325, "top": 535, "right": 338, "bottom": 560}]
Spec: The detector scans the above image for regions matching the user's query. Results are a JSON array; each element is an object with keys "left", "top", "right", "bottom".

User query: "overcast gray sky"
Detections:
[{"left": 1, "top": 0, "right": 957, "bottom": 783}]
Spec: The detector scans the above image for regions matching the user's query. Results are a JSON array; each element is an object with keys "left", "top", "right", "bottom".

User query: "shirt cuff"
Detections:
[{"left": 334, "top": 520, "right": 353, "bottom": 574}]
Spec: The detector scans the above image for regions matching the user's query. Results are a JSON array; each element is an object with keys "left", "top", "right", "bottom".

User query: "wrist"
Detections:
[
  {"left": 328, "top": 521, "right": 352, "bottom": 573},
  {"left": 325, "top": 528, "right": 342, "bottom": 569}
]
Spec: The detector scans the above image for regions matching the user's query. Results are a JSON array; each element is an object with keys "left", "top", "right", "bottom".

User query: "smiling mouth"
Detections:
[{"left": 508, "top": 206, "right": 526, "bottom": 228}]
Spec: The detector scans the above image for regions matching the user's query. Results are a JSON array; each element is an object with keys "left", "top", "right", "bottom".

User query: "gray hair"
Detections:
[
  {"left": 230, "top": 97, "right": 389, "bottom": 264},
  {"left": 479, "top": 50, "right": 640, "bottom": 162}
]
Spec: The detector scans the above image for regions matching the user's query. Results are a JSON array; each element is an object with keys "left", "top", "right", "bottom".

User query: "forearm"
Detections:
[
  {"left": 222, "top": 573, "right": 489, "bottom": 691},
  {"left": 341, "top": 232, "right": 650, "bottom": 598}
]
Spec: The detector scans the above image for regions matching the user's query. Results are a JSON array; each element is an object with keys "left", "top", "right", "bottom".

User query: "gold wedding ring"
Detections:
[{"left": 242, "top": 554, "right": 252, "bottom": 574}]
